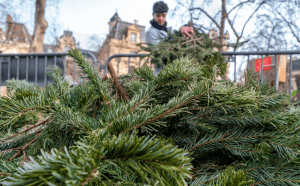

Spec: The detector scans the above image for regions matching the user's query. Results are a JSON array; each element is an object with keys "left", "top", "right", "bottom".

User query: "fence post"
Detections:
[
  {"left": 289, "top": 54, "right": 292, "bottom": 102},
  {"left": 261, "top": 55, "right": 263, "bottom": 82},
  {"left": 234, "top": 56, "right": 236, "bottom": 82},
  {"left": 275, "top": 55, "right": 278, "bottom": 91},
  {"left": 128, "top": 57, "right": 130, "bottom": 74}
]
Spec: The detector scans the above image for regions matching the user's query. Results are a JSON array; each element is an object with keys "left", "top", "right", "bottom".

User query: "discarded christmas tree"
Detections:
[{"left": 0, "top": 31, "right": 300, "bottom": 185}]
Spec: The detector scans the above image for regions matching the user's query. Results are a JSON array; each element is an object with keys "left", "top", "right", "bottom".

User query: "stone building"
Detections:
[
  {"left": 0, "top": 15, "right": 31, "bottom": 54},
  {"left": 98, "top": 12, "right": 151, "bottom": 76}
]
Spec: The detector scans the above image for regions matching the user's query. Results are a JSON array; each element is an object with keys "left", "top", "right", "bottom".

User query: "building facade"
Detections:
[{"left": 98, "top": 12, "right": 151, "bottom": 76}]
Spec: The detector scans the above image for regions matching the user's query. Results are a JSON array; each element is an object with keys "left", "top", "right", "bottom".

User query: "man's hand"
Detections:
[{"left": 180, "top": 26, "right": 195, "bottom": 38}]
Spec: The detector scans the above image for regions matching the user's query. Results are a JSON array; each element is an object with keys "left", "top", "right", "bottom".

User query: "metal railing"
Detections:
[
  {"left": 100, "top": 54, "right": 152, "bottom": 74},
  {"left": 0, "top": 52, "right": 97, "bottom": 88},
  {"left": 2, "top": 50, "right": 300, "bottom": 102},
  {"left": 219, "top": 50, "right": 300, "bottom": 102},
  {"left": 103, "top": 50, "right": 300, "bottom": 102}
]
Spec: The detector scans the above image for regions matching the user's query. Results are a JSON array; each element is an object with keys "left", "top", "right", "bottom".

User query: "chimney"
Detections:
[
  {"left": 7, "top": 15, "right": 12, "bottom": 23},
  {"left": 134, "top": 20, "right": 138, "bottom": 25}
]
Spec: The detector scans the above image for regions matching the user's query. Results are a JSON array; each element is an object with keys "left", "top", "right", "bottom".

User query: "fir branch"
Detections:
[
  {"left": 9, "top": 133, "right": 40, "bottom": 161},
  {"left": 120, "top": 81, "right": 217, "bottom": 134},
  {"left": 249, "top": 179, "right": 300, "bottom": 186},
  {"left": 0, "top": 127, "right": 43, "bottom": 145},
  {"left": 187, "top": 131, "right": 267, "bottom": 152},
  {"left": 0, "top": 116, "right": 52, "bottom": 142}
]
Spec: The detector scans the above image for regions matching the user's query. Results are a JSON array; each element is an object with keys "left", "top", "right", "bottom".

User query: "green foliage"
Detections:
[
  {"left": 208, "top": 167, "right": 254, "bottom": 186},
  {"left": 1, "top": 49, "right": 300, "bottom": 185},
  {"left": 136, "top": 30, "right": 227, "bottom": 76}
]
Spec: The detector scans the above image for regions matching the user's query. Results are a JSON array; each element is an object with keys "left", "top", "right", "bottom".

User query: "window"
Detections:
[{"left": 130, "top": 33, "right": 137, "bottom": 43}]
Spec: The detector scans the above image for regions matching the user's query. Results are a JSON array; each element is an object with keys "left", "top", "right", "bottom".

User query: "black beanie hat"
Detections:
[{"left": 153, "top": 1, "right": 169, "bottom": 13}]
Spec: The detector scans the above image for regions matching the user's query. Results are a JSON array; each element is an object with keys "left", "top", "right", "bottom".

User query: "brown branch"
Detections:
[
  {"left": 180, "top": 37, "right": 203, "bottom": 45},
  {"left": 196, "top": 177, "right": 219, "bottom": 185},
  {"left": 81, "top": 168, "right": 98, "bottom": 186},
  {"left": 120, "top": 81, "right": 217, "bottom": 134},
  {"left": 1, "top": 107, "right": 53, "bottom": 127},
  {"left": 249, "top": 180, "right": 300, "bottom": 186},
  {"left": 101, "top": 74, "right": 109, "bottom": 82},
  {"left": 243, "top": 165, "right": 265, "bottom": 172},
  {"left": 0, "top": 128, "right": 43, "bottom": 145},
  {"left": 0, "top": 116, "right": 52, "bottom": 142},
  {"left": 188, "top": 133, "right": 267, "bottom": 152},
  {"left": 107, "top": 62, "right": 130, "bottom": 102},
  {"left": 22, "top": 150, "right": 26, "bottom": 166},
  {"left": 222, "top": 142, "right": 261, "bottom": 153},
  {"left": 9, "top": 133, "right": 41, "bottom": 161},
  {"left": 93, "top": 104, "right": 99, "bottom": 118},
  {"left": 0, "top": 148, "right": 22, "bottom": 155},
  {"left": 0, "top": 173, "right": 10, "bottom": 176}
]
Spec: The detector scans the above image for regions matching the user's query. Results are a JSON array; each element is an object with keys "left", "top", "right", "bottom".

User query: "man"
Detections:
[{"left": 146, "top": 1, "right": 195, "bottom": 75}]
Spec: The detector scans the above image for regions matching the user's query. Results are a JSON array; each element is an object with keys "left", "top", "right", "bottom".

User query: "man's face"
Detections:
[{"left": 152, "top": 12, "right": 167, "bottom": 26}]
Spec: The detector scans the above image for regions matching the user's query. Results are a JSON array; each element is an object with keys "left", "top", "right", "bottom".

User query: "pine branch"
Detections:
[{"left": 0, "top": 116, "right": 52, "bottom": 142}]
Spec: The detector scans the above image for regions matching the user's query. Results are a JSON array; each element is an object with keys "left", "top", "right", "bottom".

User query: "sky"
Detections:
[{"left": 48, "top": 0, "right": 193, "bottom": 50}]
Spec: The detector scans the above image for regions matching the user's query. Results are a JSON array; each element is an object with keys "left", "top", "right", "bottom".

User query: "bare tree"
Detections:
[
  {"left": 29, "top": 0, "right": 47, "bottom": 53},
  {"left": 0, "top": 0, "right": 63, "bottom": 53},
  {"left": 87, "top": 34, "right": 105, "bottom": 51}
]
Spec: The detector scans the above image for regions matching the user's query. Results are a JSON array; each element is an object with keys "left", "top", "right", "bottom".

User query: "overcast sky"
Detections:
[{"left": 51, "top": 0, "right": 195, "bottom": 50}]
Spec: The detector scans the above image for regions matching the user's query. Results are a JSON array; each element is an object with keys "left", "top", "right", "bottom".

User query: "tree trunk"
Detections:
[
  {"left": 220, "top": 0, "right": 229, "bottom": 80},
  {"left": 29, "top": 0, "right": 47, "bottom": 53}
]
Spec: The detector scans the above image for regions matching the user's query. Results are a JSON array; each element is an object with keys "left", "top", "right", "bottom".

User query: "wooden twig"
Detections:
[
  {"left": 0, "top": 116, "right": 52, "bottom": 142},
  {"left": 81, "top": 168, "right": 98, "bottom": 186},
  {"left": 0, "top": 128, "right": 43, "bottom": 144},
  {"left": 93, "top": 104, "right": 99, "bottom": 118},
  {"left": 22, "top": 150, "right": 26, "bottom": 166},
  {"left": 107, "top": 62, "right": 130, "bottom": 102},
  {"left": 101, "top": 74, "right": 109, "bottom": 81},
  {"left": 0, "top": 173, "right": 10, "bottom": 176},
  {"left": 9, "top": 133, "right": 41, "bottom": 161}
]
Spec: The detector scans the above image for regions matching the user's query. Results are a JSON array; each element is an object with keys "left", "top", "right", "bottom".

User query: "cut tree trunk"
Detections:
[{"left": 29, "top": 0, "right": 48, "bottom": 53}]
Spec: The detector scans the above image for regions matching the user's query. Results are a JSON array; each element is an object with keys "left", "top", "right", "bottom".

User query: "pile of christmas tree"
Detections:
[{"left": 0, "top": 30, "right": 300, "bottom": 186}]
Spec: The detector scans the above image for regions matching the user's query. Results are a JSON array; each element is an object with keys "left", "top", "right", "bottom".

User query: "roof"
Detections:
[
  {"left": 5, "top": 21, "right": 30, "bottom": 42},
  {"left": 110, "top": 12, "right": 121, "bottom": 22},
  {"left": 113, "top": 20, "right": 146, "bottom": 42},
  {"left": 59, "top": 30, "right": 76, "bottom": 42}
]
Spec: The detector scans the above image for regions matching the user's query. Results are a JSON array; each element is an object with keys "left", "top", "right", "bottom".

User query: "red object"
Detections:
[{"left": 256, "top": 57, "right": 272, "bottom": 71}]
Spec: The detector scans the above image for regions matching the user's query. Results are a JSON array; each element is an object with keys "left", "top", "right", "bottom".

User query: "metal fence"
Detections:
[
  {"left": 103, "top": 51, "right": 300, "bottom": 102},
  {"left": 0, "top": 52, "right": 97, "bottom": 88},
  {"left": 219, "top": 50, "right": 300, "bottom": 102},
  {"left": 2, "top": 50, "right": 300, "bottom": 102}
]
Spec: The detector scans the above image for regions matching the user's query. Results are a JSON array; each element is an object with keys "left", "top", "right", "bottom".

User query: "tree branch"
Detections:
[
  {"left": 107, "top": 62, "right": 130, "bottom": 102},
  {"left": 189, "top": 7, "right": 220, "bottom": 29},
  {"left": 0, "top": 116, "right": 52, "bottom": 142}
]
